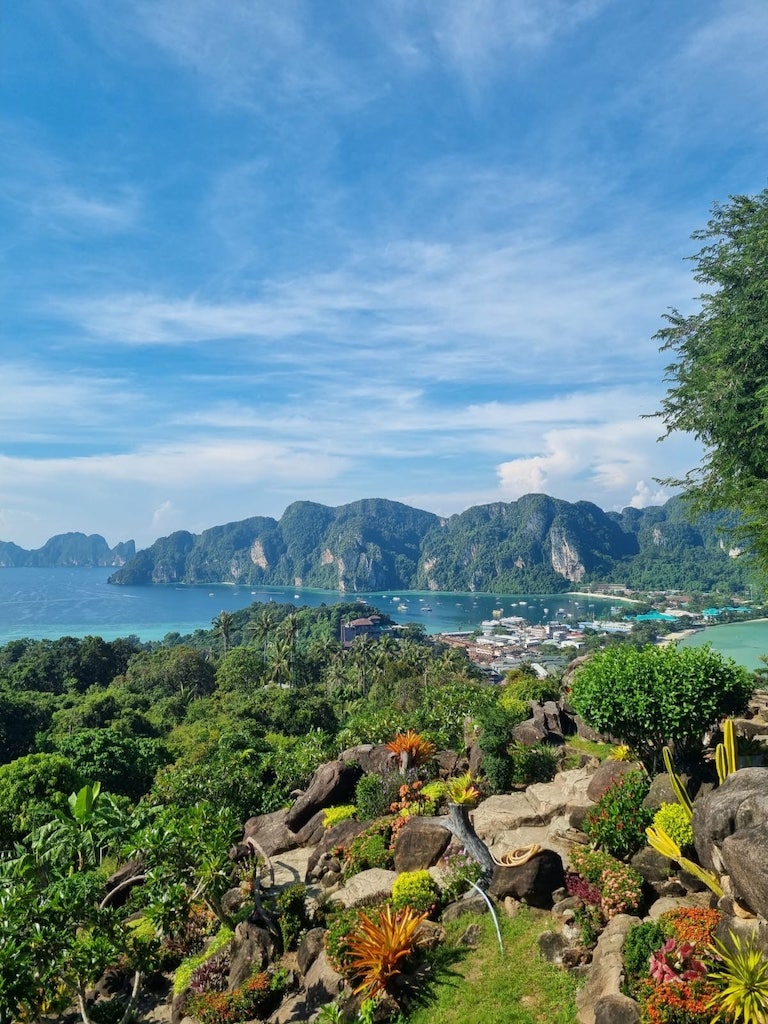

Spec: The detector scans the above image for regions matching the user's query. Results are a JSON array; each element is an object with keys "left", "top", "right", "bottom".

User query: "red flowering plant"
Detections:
[{"left": 633, "top": 908, "right": 722, "bottom": 1024}]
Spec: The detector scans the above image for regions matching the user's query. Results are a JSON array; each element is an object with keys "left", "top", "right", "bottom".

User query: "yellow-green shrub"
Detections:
[
  {"left": 323, "top": 804, "right": 357, "bottom": 828},
  {"left": 391, "top": 870, "right": 440, "bottom": 915},
  {"left": 653, "top": 802, "right": 694, "bottom": 852}
]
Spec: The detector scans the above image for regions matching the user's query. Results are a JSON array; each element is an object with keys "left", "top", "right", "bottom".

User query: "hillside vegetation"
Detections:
[{"left": 108, "top": 493, "right": 753, "bottom": 595}]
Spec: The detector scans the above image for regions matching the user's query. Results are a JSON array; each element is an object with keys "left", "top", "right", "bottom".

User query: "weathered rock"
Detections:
[
  {"left": 103, "top": 859, "right": 145, "bottom": 908},
  {"left": 586, "top": 761, "right": 642, "bottom": 803},
  {"left": 538, "top": 929, "right": 570, "bottom": 963},
  {"left": 488, "top": 848, "right": 565, "bottom": 908},
  {"left": 228, "top": 918, "right": 276, "bottom": 989},
  {"left": 296, "top": 927, "right": 325, "bottom": 978},
  {"left": 266, "top": 993, "right": 312, "bottom": 1023},
  {"left": 471, "top": 793, "right": 545, "bottom": 839},
  {"left": 512, "top": 718, "right": 549, "bottom": 746},
  {"left": 329, "top": 867, "right": 397, "bottom": 908},
  {"left": 630, "top": 846, "right": 671, "bottom": 884},
  {"left": 339, "top": 743, "right": 397, "bottom": 775},
  {"left": 293, "top": 808, "right": 327, "bottom": 847},
  {"left": 393, "top": 816, "right": 451, "bottom": 872},
  {"left": 434, "top": 748, "right": 466, "bottom": 778},
  {"left": 576, "top": 914, "right": 640, "bottom": 1024},
  {"left": 306, "top": 818, "right": 369, "bottom": 879},
  {"left": 722, "top": 822, "right": 768, "bottom": 918},
  {"left": 302, "top": 950, "right": 345, "bottom": 1011},
  {"left": 643, "top": 773, "right": 685, "bottom": 811},
  {"left": 594, "top": 993, "right": 641, "bottom": 1024},
  {"left": 285, "top": 760, "right": 363, "bottom": 832},
  {"left": 441, "top": 892, "right": 488, "bottom": 921},
  {"left": 693, "top": 767, "right": 768, "bottom": 874},
  {"left": 239, "top": 809, "right": 302, "bottom": 858}
]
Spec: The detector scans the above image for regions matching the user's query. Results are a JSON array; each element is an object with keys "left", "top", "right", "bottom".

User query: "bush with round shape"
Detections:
[
  {"left": 509, "top": 742, "right": 559, "bottom": 785},
  {"left": 355, "top": 774, "right": 388, "bottom": 821},
  {"left": 391, "top": 870, "right": 440, "bottom": 916},
  {"left": 570, "top": 644, "right": 752, "bottom": 770},
  {"left": 653, "top": 802, "right": 695, "bottom": 853}
]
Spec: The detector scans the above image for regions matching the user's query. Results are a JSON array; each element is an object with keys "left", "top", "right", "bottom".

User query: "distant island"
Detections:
[
  {"left": 104, "top": 493, "right": 752, "bottom": 596},
  {"left": 0, "top": 533, "right": 135, "bottom": 569}
]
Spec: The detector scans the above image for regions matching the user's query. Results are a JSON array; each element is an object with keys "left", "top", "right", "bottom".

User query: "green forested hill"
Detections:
[
  {"left": 0, "top": 533, "right": 135, "bottom": 568},
  {"left": 107, "top": 494, "right": 754, "bottom": 594}
]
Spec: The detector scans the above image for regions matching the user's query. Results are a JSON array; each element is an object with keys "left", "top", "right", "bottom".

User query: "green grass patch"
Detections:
[
  {"left": 406, "top": 907, "right": 579, "bottom": 1024},
  {"left": 563, "top": 737, "right": 614, "bottom": 764}
]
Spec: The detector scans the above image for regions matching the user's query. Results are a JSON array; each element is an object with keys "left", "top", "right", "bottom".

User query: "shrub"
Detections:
[
  {"left": 355, "top": 774, "right": 389, "bottom": 821},
  {"left": 187, "top": 966, "right": 289, "bottom": 1024},
  {"left": 585, "top": 769, "right": 652, "bottom": 858},
  {"left": 504, "top": 675, "right": 560, "bottom": 703},
  {"left": 391, "top": 870, "right": 440, "bottom": 916},
  {"left": 275, "top": 882, "right": 309, "bottom": 952},
  {"left": 324, "top": 907, "right": 362, "bottom": 975},
  {"left": 509, "top": 742, "right": 559, "bottom": 785},
  {"left": 173, "top": 926, "right": 234, "bottom": 994},
  {"left": 345, "top": 904, "right": 429, "bottom": 1000},
  {"left": 323, "top": 805, "right": 357, "bottom": 829},
  {"left": 638, "top": 977, "right": 720, "bottom": 1024},
  {"left": 497, "top": 691, "right": 531, "bottom": 723},
  {"left": 707, "top": 931, "right": 768, "bottom": 1024},
  {"left": 342, "top": 821, "right": 394, "bottom": 880},
  {"left": 569, "top": 847, "right": 643, "bottom": 917},
  {"left": 482, "top": 751, "right": 515, "bottom": 794},
  {"left": 570, "top": 644, "right": 753, "bottom": 770},
  {"left": 89, "top": 1000, "right": 129, "bottom": 1024},
  {"left": 438, "top": 843, "right": 484, "bottom": 903},
  {"left": 189, "top": 951, "right": 230, "bottom": 994},
  {"left": 661, "top": 907, "right": 720, "bottom": 948},
  {"left": 420, "top": 779, "right": 447, "bottom": 806},
  {"left": 623, "top": 921, "right": 666, "bottom": 993},
  {"left": 653, "top": 803, "right": 695, "bottom": 853}
]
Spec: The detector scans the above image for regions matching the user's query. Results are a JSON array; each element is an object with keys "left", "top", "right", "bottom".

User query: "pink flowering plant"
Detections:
[{"left": 649, "top": 937, "right": 707, "bottom": 984}]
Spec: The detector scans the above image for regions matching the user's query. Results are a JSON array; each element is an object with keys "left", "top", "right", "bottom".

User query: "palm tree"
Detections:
[{"left": 213, "top": 611, "right": 235, "bottom": 657}]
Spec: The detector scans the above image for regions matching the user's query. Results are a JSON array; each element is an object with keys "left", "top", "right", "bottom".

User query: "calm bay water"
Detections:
[
  {"left": 678, "top": 619, "right": 768, "bottom": 672},
  {"left": 0, "top": 567, "right": 619, "bottom": 645},
  {"left": 2, "top": 567, "right": 766, "bottom": 670}
]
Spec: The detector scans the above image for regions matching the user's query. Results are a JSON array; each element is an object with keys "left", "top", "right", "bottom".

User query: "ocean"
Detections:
[
  {"left": 1, "top": 567, "right": 766, "bottom": 671},
  {"left": 0, "top": 566, "right": 618, "bottom": 645}
]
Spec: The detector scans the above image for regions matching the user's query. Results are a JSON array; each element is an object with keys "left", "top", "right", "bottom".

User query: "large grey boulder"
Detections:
[
  {"left": 722, "top": 822, "right": 768, "bottom": 918},
  {"left": 693, "top": 767, "right": 768, "bottom": 874},
  {"left": 285, "top": 760, "right": 363, "bottom": 832},
  {"left": 586, "top": 761, "right": 642, "bottom": 803},
  {"left": 487, "top": 848, "right": 564, "bottom": 908},
  {"left": 238, "top": 809, "right": 302, "bottom": 858},
  {"left": 329, "top": 867, "right": 397, "bottom": 908},
  {"left": 393, "top": 816, "right": 451, "bottom": 873},
  {"left": 339, "top": 743, "right": 397, "bottom": 775}
]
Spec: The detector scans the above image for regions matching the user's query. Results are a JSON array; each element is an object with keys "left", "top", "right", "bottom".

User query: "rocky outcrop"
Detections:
[
  {"left": 284, "top": 761, "right": 363, "bottom": 833},
  {"left": 575, "top": 914, "right": 640, "bottom": 1024},
  {"left": 692, "top": 767, "right": 768, "bottom": 876}
]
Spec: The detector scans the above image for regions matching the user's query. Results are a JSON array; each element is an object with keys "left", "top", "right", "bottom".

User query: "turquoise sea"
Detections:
[
  {"left": 2, "top": 567, "right": 767, "bottom": 671},
  {"left": 0, "top": 567, "right": 619, "bottom": 645}
]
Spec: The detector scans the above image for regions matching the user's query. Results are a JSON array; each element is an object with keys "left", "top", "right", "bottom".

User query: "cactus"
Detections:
[
  {"left": 662, "top": 746, "right": 693, "bottom": 820},
  {"left": 715, "top": 717, "right": 739, "bottom": 783},
  {"left": 646, "top": 824, "right": 724, "bottom": 897}
]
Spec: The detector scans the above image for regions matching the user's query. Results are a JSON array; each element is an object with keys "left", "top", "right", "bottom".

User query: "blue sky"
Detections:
[{"left": 2, "top": 1, "right": 767, "bottom": 550}]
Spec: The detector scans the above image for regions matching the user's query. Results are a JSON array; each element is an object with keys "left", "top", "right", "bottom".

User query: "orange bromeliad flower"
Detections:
[
  {"left": 346, "top": 904, "right": 429, "bottom": 999},
  {"left": 386, "top": 729, "right": 436, "bottom": 765}
]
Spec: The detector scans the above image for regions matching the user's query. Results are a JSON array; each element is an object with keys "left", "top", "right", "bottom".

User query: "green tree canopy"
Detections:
[
  {"left": 654, "top": 188, "right": 768, "bottom": 573},
  {"left": 569, "top": 643, "right": 753, "bottom": 770}
]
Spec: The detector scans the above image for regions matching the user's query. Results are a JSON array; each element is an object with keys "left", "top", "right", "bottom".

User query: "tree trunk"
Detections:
[{"left": 443, "top": 803, "right": 494, "bottom": 880}]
